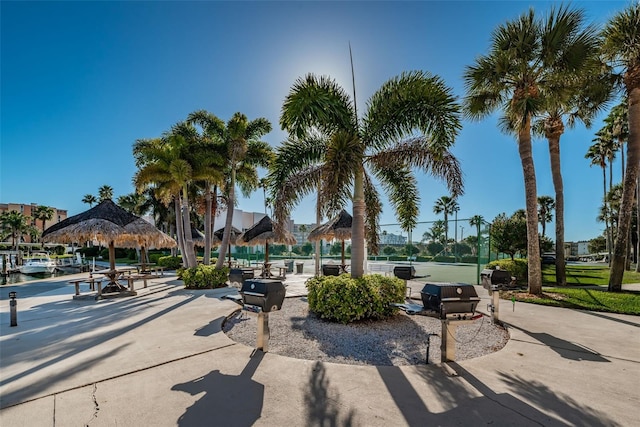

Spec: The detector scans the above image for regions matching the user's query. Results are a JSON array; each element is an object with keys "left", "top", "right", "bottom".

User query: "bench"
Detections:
[
  {"left": 69, "top": 277, "right": 104, "bottom": 295},
  {"left": 368, "top": 263, "right": 394, "bottom": 276},
  {"left": 121, "top": 274, "right": 155, "bottom": 290}
]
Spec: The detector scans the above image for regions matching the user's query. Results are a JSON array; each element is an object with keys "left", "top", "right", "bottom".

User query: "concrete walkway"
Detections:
[{"left": 1, "top": 271, "right": 638, "bottom": 426}]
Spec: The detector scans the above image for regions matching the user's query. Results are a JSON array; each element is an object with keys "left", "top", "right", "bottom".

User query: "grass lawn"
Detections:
[
  {"left": 509, "top": 264, "right": 640, "bottom": 315},
  {"left": 542, "top": 264, "right": 640, "bottom": 286},
  {"left": 503, "top": 288, "right": 640, "bottom": 315}
]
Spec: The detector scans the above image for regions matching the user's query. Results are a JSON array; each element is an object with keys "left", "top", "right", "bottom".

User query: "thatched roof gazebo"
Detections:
[
  {"left": 213, "top": 226, "right": 241, "bottom": 267},
  {"left": 42, "top": 199, "right": 176, "bottom": 273},
  {"left": 307, "top": 209, "right": 352, "bottom": 267},
  {"left": 235, "top": 216, "right": 296, "bottom": 264}
]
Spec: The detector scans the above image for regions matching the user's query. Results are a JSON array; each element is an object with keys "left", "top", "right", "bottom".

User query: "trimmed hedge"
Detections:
[
  {"left": 306, "top": 274, "right": 405, "bottom": 324},
  {"left": 180, "top": 265, "right": 230, "bottom": 289},
  {"left": 486, "top": 259, "right": 528, "bottom": 284},
  {"left": 158, "top": 255, "right": 182, "bottom": 270}
]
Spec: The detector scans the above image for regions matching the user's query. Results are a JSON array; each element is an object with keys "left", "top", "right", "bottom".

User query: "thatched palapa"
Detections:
[
  {"left": 235, "top": 216, "right": 296, "bottom": 264},
  {"left": 307, "top": 210, "right": 352, "bottom": 267},
  {"left": 42, "top": 199, "right": 176, "bottom": 272}
]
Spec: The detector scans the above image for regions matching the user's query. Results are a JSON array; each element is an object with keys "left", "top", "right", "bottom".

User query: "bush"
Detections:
[
  {"left": 486, "top": 258, "right": 528, "bottom": 284},
  {"left": 158, "top": 255, "right": 182, "bottom": 270},
  {"left": 78, "top": 246, "right": 101, "bottom": 257},
  {"left": 180, "top": 265, "right": 230, "bottom": 289},
  {"left": 306, "top": 274, "right": 405, "bottom": 324},
  {"left": 149, "top": 252, "right": 164, "bottom": 264},
  {"left": 433, "top": 255, "right": 456, "bottom": 263}
]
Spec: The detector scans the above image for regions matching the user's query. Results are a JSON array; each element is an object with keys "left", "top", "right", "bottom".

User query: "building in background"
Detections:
[{"left": 0, "top": 202, "right": 68, "bottom": 244}]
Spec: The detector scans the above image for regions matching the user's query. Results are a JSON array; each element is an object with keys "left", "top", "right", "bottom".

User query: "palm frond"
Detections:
[{"left": 363, "top": 173, "right": 382, "bottom": 255}]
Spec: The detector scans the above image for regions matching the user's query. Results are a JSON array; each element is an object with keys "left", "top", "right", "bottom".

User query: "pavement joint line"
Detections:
[
  {"left": 0, "top": 342, "right": 239, "bottom": 410},
  {"left": 507, "top": 336, "right": 640, "bottom": 363}
]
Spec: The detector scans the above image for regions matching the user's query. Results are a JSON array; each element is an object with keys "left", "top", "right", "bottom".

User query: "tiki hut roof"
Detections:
[
  {"left": 235, "top": 215, "right": 296, "bottom": 246},
  {"left": 307, "top": 210, "right": 352, "bottom": 241},
  {"left": 212, "top": 226, "right": 241, "bottom": 244},
  {"left": 191, "top": 228, "right": 205, "bottom": 247},
  {"left": 42, "top": 199, "right": 176, "bottom": 248}
]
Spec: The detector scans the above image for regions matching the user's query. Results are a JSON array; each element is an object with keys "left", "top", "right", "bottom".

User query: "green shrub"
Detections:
[
  {"left": 306, "top": 274, "right": 405, "bottom": 324},
  {"left": 486, "top": 258, "right": 528, "bottom": 284},
  {"left": 78, "top": 246, "right": 101, "bottom": 257},
  {"left": 433, "top": 255, "right": 456, "bottom": 263},
  {"left": 149, "top": 253, "right": 163, "bottom": 264},
  {"left": 158, "top": 255, "right": 182, "bottom": 270},
  {"left": 461, "top": 256, "right": 478, "bottom": 264},
  {"left": 180, "top": 265, "right": 230, "bottom": 289}
]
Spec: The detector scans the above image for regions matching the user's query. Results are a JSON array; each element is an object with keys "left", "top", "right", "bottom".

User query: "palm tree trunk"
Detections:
[
  {"left": 609, "top": 86, "right": 640, "bottom": 290},
  {"left": 204, "top": 185, "right": 213, "bottom": 265},
  {"left": 174, "top": 197, "right": 187, "bottom": 264},
  {"left": 602, "top": 166, "right": 612, "bottom": 266},
  {"left": 181, "top": 187, "right": 197, "bottom": 268},
  {"left": 548, "top": 135, "right": 566, "bottom": 286},
  {"left": 636, "top": 177, "right": 639, "bottom": 273},
  {"left": 351, "top": 164, "right": 366, "bottom": 278},
  {"left": 216, "top": 169, "right": 235, "bottom": 270},
  {"left": 315, "top": 187, "right": 321, "bottom": 276},
  {"left": 518, "top": 123, "right": 542, "bottom": 294}
]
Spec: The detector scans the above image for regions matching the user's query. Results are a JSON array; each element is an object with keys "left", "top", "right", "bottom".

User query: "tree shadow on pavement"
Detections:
[
  {"left": 508, "top": 324, "right": 610, "bottom": 362},
  {"left": 171, "top": 350, "right": 264, "bottom": 427},
  {"left": 303, "top": 361, "right": 356, "bottom": 426},
  {"left": 376, "top": 362, "right": 619, "bottom": 426}
]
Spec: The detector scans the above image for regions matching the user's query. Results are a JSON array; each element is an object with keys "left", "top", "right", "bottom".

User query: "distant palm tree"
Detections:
[
  {"left": 601, "top": 3, "right": 640, "bottom": 290},
  {"left": 117, "top": 193, "right": 146, "bottom": 215},
  {"left": 0, "top": 211, "right": 30, "bottom": 251},
  {"left": 280, "top": 71, "right": 464, "bottom": 277},
  {"left": 537, "top": 196, "right": 555, "bottom": 238},
  {"left": 433, "top": 196, "right": 458, "bottom": 253},
  {"left": 33, "top": 205, "right": 55, "bottom": 234},
  {"left": 82, "top": 194, "right": 97, "bottom": 207},
  {"left": 98, "top": 185, "right": 114, "bottom": 201},
  {"left": 586, "top": 141, "right": 613, "bottom": 266}
]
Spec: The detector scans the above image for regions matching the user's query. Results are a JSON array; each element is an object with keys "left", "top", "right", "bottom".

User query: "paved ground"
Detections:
[{"left": 0, "top": 268, "right": 639, "bottom": 426}]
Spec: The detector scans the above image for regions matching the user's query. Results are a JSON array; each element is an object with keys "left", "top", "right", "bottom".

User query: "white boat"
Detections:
[{"left": 19, "top": 253, "right": 57, "bottom": 275}]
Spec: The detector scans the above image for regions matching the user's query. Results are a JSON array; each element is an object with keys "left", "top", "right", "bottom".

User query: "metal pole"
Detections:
[
  {"left": 9, "top": 291, "right": 17, "bottom": 327},
  {"left": 256, "top": 312, "right": 270, "bottom": 352}
]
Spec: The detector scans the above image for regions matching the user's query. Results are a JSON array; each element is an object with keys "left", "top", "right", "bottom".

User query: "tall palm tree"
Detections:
[
  {"left": 209, "top": 112, "right": 273, "bottom": 270},
  {"left": 586, "top": 140, "right": 613, "bottom": 266},
  {"left": 98, "top": 185, "right": 114, "bottom": 201},
  {"left": 601, "top": 3, "right": 640, "bottom": 290},
  {"left": 82, "top": 194, "right": 97, "bottom": 207},
  {"left": 280, "top": 70, "right": 463, "bottom": 278},
  {"left": 133, "top": 134, "right": 198, "bottom": 267},
  {"left": 531, "top": 6, "right": 611, "bottom": 287},
  {"left": 537, "top": 196, "right": 555, "bottom": 238},
  {"left": 603, "top": 100, "right": 629, "bottom": 180},
  {"left": 464, "top": 6, "right": 596, "bottom": 294},
  {"left": 182, "top": 111, "right": 226, "bottom": 265},
  {"left": 433, "top": 195, "right": 459, "bottom": 254}
]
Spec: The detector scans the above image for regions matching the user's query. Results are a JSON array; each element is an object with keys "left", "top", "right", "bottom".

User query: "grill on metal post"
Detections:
[
  {"left": 420, "top": 283, "right": 480, "bottom": 319},
  {"left": 239, "top": 279, "right": 286, "bottom": 352}
]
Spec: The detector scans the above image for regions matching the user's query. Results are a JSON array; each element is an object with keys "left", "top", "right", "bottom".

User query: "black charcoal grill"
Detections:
[
  {"left": 393, "top": 266, "right": 427, "bottom": 280},
  {"left": 480, "top": 268, "right": 514, "bottom": 291},
  {"left": 421, "top": 283, "right": 480, "bottom": 319},
  {"left": 229, "top": 268, "right": 255, "bottom": 287},
  {"left": 322, "top": 264, "right": 341, "bottom": 276},
  {"left": 240, "top": 279, "right": 286, "bottom": 312}
]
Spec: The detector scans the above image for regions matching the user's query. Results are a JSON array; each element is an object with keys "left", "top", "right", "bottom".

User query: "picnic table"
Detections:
[{"left": 95, "top": 267, "right": 138, "bottom": 293}]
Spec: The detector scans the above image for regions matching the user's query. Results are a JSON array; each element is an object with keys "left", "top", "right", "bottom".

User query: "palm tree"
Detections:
[
  {"left": 531, "top": 6, "right": 611, "bottom": 287},
  {"left": 601, "top": 3, "right": 640, "bottom": 290},
  {"left": 586, "top": 141, "right": 613, "bottom": 266},
  {"left": 268, "top": 132, "right": 332, "bottom": 276},
  {"left": 182, "top": 111, "right": 226, "bottom": 265},
  {"left": 463, "top": 6, "right": 596, "bottom": 294},
  {"left": 537, "top": 196, "right": 555, "bottom": 238},
  {"left": 280, "top": 70, "right": 463, "bottom": 278},
  {"left": 82, "top": 194, "right": 97, "bottom": 207},
  {"left": 0, "top": 211, "right": 30, "bottom": 251},
  {"left": 133, "top": 134, "right": 198, "bottom": 267},
  {"left": 98, "top": 185, "right": 114, "bottom": 201},
  {"left": 33, "top": 205, "right": 54, "bottom": 234},
  {"left": 602, "top": 100, "right": 629, "bottom": 180},
  {"left": 209, "top": 112, "right": 273, "bottom": 270},
  {"left": 433, "top": 196, "right": 459, "bottom": 254}
]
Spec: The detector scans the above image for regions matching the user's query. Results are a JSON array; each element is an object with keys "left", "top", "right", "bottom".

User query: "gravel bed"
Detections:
[{"left": 223, "top": 297, "right": 509, "bottom": 366}]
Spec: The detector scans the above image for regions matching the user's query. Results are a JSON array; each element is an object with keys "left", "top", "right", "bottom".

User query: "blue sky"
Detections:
[{"left": 0, "top": 0, "right": 629, "bottom": 243}]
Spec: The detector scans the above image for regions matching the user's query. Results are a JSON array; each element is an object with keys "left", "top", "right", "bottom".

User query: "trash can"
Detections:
[
  {"left": 285, "top": 260, "right": 294, "bottom": 273},
  {"left": 296, "top": 262, "right": 304, "bottom": 274}
]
